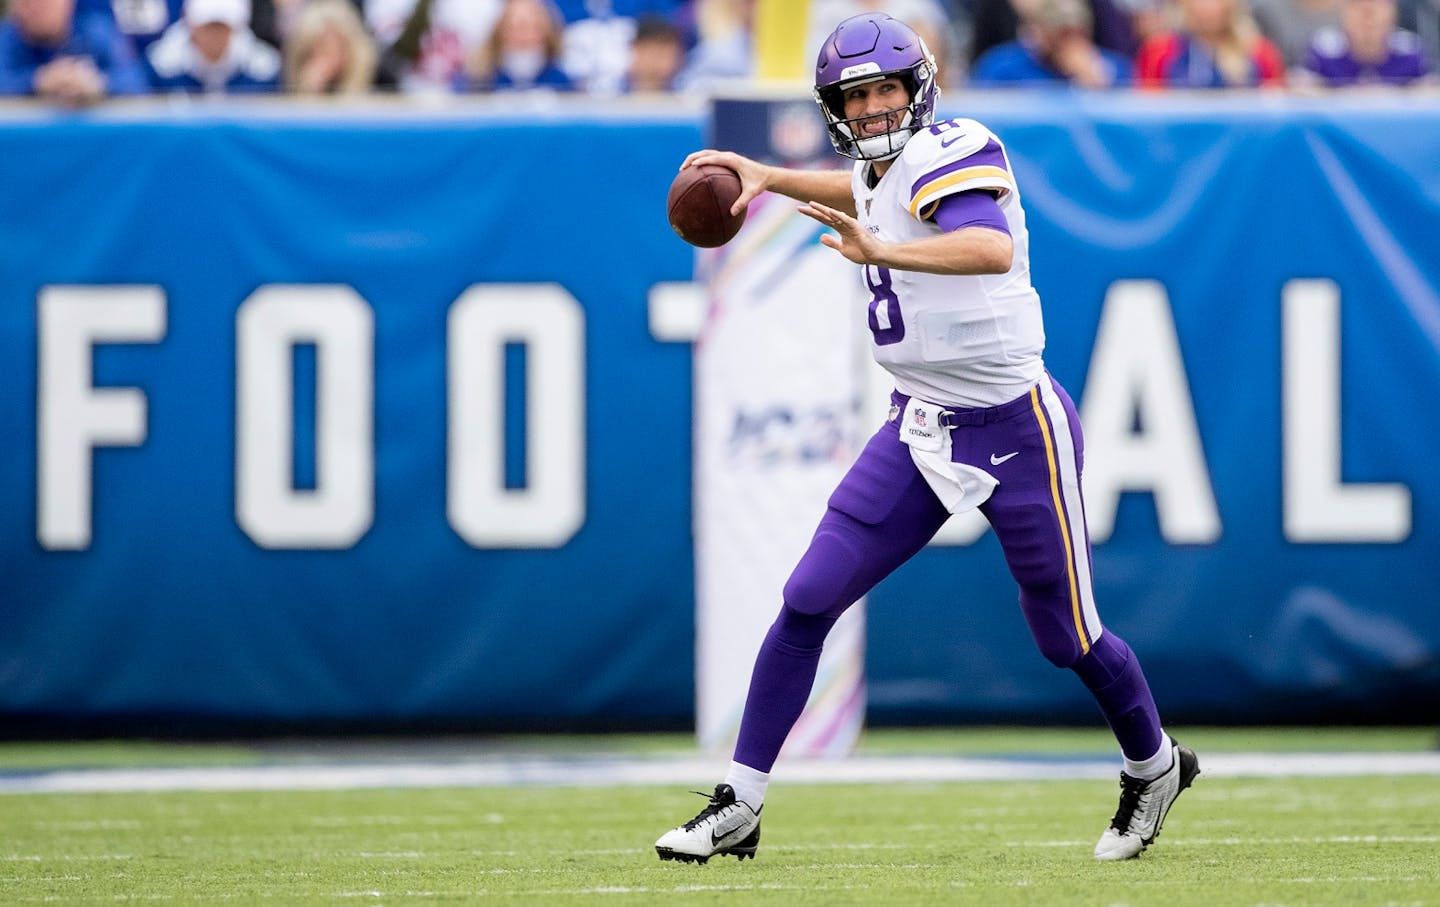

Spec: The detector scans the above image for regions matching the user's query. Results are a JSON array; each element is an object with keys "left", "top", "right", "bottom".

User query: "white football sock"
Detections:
[
  {"left": 723, "top": 761, "right": 769, "bottom": 810},
  {"left": 1124, "top": 734, "right": 1175, "bottom": 781}
]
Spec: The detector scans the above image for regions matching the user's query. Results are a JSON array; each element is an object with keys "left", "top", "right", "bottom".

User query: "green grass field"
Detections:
[{"left": 3, "top": 728, "right": 1438, "bottom": 905}]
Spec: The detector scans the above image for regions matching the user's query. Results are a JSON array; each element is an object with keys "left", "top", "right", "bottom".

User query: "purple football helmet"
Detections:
[{"left": 814, "top": 13, "right": 939, "bottom": 161}]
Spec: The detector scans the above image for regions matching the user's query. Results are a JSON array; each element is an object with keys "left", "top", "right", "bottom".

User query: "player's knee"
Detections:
[
  {"left": 783, "top": 517, "right": 863, "bottom": 618},
  {"left": 1036, "top": 632, "right": 1084, "bottom": 669},
  {"left": 1020, "top": 587, "right": 1086, "bottom": 668},
  {"left": 782, "top": 555, "right": 851, "bottom": 617}
]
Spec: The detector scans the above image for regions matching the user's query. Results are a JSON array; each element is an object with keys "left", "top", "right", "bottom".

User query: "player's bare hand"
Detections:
[
  {"left": 798, "top": 201, "right": 886, "bottom": 266},
  {"left": 681, "top": 149, "right": 769, "bottom": 216}
]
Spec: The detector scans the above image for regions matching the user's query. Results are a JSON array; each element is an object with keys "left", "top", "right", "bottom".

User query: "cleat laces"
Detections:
[
  {"left": 1109, "top": 773, "right": 1146, "bottom": 832},
  {"left": 682, "top": 787, "right": 733, "bottom": 831}
]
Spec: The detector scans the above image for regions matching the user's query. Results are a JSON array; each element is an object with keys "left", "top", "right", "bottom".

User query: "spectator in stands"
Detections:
[
  {"left": 972, "top": 0, "right": 1135, "bottom": 85},
  {"left": 673, "top": 0, "right": 751, "bottom": 90},
  {"left": 0, "top": 0, "right": 149, "bottom": 103},
  {"left": 552, "top": 0, "right": 678, "bottom": 20},
  {"left": 968, "top": 0, "right": 1022, "bottom": 66},
  {"left": 1250, "top": 0, "right": 1341, "bottom": 65},
  {"left": 253, "top": 0, "right": 370, "bottom": 48},
  {"left": 1125, "top": 0, "right": 1168, "bottom": 49},
  {"left": 367, "top": 0, "right": 500, "bottom": 93},
  {"left": 1090, "top": 0, "right": 1159, "bottom": 54},
  {"left": 465, "top": 0, "right": 573, "bottom": 91},
  {"left": 105, "top": 0, "right": 182, "bottom": 55},
  {"left": 283, "top": 0, "right": 376, "bottom": 92},
  {"left": 104, "top": 0, "right": 331, "bottom": 58},
  {"left": 146, "top": 0, "right": 280, "bottom": 92},
  {"left": 557, "top": 0, "right": 680, "bottom": 96},
  {"left": 621, "top": 13, "right": 682, "bottom": 91},
  {"left": 969, "top": 0, "right": 1153, "bottom": 69},
  {"left": 1403, "top": 0, "right": 1440, "bottom": 77},
  {"left": 1136, "top": 0, "right": 1287, "bottom": 85},
  {"left": 1298, "top": 0, "right": 1432, "bottom": 81},
  {"left": 251, "top": 0, "right": 307, "bottom": 47}
]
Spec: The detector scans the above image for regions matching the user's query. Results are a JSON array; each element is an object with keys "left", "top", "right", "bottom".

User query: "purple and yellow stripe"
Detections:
[
  {"left": 908, "top": 139, "right": 1013, "bottom": 217},
  {"left": 1028, "top": 383, "right": 1100, "bottom": 655}
]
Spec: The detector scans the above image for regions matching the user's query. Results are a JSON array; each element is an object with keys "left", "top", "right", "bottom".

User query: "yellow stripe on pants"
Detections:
[{"left": 1029, "top": 386, "right": 1090, "bottom": 656}]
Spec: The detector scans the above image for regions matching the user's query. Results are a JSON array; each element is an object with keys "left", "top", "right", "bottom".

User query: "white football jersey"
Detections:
[{"left": 851, "top": 118, "right": 1046, "bottom": 407}]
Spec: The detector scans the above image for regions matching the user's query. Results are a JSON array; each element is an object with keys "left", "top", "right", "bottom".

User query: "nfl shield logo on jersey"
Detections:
[{"left": 914, "top": 409, "right": 926, "bottom": 427}]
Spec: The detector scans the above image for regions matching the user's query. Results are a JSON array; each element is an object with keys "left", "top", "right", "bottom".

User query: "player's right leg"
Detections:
[
  {"left": 977, "top": 375, "right": 1198, "bottom": 859},
  {"left": 656, "top": 415, "right": 949, "bottom": 863}
]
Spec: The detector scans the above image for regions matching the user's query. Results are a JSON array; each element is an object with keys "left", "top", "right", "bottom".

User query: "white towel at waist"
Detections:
[{"left": 898, "top": 396, "right": 998, "bottom": 515}]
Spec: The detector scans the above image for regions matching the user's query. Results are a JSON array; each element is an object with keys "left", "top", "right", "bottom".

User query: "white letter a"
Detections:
[{"left": 1080, "top": 281, "right": 1221, "bottom": 544}]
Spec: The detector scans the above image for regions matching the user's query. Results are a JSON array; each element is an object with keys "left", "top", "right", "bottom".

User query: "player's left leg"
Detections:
[
  {"left": 976, "top": 375, "right": 1199, "bottom": 860},
  {"left": 656, "top": 415, "right": 951, "bottom": 863}
]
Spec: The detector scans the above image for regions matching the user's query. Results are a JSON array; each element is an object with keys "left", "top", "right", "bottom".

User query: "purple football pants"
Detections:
[{"left": 733, "top": 375, "right": 1165, "bottom": 772}]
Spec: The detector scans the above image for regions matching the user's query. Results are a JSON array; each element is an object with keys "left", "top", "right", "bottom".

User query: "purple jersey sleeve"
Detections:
[{"left": 928, "top": 189, "right": 1011, "bottom": 236}]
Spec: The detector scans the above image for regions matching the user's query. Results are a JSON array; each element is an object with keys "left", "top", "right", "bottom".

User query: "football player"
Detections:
[{"left": 655, "top": 12, "right": 1199, "bottom": 864}]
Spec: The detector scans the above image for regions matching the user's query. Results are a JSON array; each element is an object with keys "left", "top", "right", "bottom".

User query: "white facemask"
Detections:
[{"left": 838, "top": 109, "right": 915, "bottom": 161}]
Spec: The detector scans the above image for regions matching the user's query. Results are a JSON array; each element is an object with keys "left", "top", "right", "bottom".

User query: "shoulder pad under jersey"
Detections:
[{"left": 900, "top": 119, "right": 1014, "bottom": 220}]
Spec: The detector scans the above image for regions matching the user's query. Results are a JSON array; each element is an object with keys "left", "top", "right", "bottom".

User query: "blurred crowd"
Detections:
[{"left": 0, "top": 0, "right": 1433, "bottom": 105}]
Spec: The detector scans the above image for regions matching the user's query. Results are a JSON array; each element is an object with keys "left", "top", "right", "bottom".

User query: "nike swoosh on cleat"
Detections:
[
  {"left": 990, "top": 451, "right": 1019, "bottom": 465},
  {"left": 709, "top": 813, "right": 751, "bottom": 846}
]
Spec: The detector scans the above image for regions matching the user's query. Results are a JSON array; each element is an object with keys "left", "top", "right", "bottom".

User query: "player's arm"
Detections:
[
  {"left": 681, "top": 149, "right": 856, "bottom": 217},
  {"left": 799, "top": 191, "right": 1014, "bottom": 275},
  {"left": 875, "top": 228, "right": 1012, "bottom": 276}
]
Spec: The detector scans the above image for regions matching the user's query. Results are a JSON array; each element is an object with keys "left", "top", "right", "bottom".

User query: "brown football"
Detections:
[{"left": 666, "top": 163, "right": 746, "bottom": 248}]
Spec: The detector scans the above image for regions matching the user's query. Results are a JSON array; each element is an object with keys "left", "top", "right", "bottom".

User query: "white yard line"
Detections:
[
  {"left": 1013, "top": 835, "right": 1440, "bottom": 847},
  {"left": 2, "top": 751, "right": 1438, "bottom": 795}
]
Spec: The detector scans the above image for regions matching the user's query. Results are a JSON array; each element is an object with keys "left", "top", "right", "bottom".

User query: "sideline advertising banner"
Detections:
[
  {"left": 1, "top": 94, "right": 1437, "bottom": 730},
  {"left": 693, "top": 97, "right": 873, "bottom": 758},
  {"left": 0, "top": 106, "right": 704, "bottom": 730},
  {"left": 691, "top": 192, "right": 870, "bottom": 758}
]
